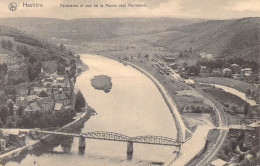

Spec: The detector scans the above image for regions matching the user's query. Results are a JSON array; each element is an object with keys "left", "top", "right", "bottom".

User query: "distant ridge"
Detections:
[{"left": 0, "top": 17, "right": 259, "bottom": 62}]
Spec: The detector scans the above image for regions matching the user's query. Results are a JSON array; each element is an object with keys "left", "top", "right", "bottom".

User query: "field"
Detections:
[
  {"left": 200, "top": 86, "right": 246, "bottom": 108},
  {"left": 194, "top": 77, "right": 257, "bottom": 93}
]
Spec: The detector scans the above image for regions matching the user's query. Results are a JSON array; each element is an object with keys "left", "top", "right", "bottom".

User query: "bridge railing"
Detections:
[{"left": 36, "top": 130, "right": 181, "bottom": 146}]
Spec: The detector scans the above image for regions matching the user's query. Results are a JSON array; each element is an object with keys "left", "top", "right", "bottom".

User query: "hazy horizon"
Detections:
[{"left": 0, "top": 0, "right": 259, "bottom": 19}]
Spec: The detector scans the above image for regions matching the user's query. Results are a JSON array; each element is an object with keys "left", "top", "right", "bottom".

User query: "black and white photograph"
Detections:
[{"left": 0, "top": 0, "right": 259, "bottom": 165}]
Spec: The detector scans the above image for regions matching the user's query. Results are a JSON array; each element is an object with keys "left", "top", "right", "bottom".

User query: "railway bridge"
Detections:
[{"left": 36, "top": 130, "right": 182, "bottom": 158}]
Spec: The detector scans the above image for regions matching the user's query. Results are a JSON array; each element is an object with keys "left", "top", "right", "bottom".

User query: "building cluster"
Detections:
[
  {"left": 0, "top": 130, "right": 26, "bottom": 152},
  {"left": 0, "top": 69, "right": 75, "bottom": 129},
  {"left": 16, "top": 71, "right": 75, "bottom": 115},
  {"left": 200, "top": 64, "right": 253, "bottom": 79}
]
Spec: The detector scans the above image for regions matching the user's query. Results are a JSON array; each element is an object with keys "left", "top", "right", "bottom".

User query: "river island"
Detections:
[{"left": 91, "top": 75, "right": 112, "bottom": 93}]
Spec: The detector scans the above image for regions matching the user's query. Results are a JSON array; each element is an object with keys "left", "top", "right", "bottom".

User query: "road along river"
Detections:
[{"left": 5, "top": 54, "right": 178, "bottom": 166}]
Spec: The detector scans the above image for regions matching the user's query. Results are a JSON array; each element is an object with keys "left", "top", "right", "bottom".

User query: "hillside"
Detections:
[
  {"left": 0, "top": 17, "right": 202, "bottom": 42},
  {"left": 0, "top": 25, "right": 75, "bottom": 63},
  {"left": 0, "top": 25, "right": 79, "bottom": 86},
  {"left": 152, "top": 17, "right": 260, "bottom": 61},
  {"left": 0, "top": 17, "right": 259, "bottom": 63}
]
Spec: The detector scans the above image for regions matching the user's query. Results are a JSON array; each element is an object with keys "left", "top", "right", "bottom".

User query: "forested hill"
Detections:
[
  {"left": 0, "top": 17, "right": 259, "bottom": 63},
  {"left": 0, "top": 25, "right": 78, "bottom": 83},
  {"left": 0, "top": 25, "right": 75, "bottom": 62},
  {"left": 153, "top": 17, "right": 260, "bottom": 62},
  {"left": 0, "top": 17, "right": 203, "bottom": 42}
]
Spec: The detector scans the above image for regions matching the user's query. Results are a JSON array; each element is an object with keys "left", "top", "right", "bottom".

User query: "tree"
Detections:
[
  {"left": 57, "top": 63, "right": 65, "bottom": 75},
  {"left": 1, "top": 40, "right": 7, "bottom": 49},
  {"left": 59, "top": 44, "right": 66, "bottom": 51},
  {"left": 6, "top": 40, "right": 13, "bottom": 50},
  {"left": 28, "top": 61, "right": 42, "bottom": 81},
  {"left": 246, "top": 89, "right": 251, "bottom": 97},
  {"left": 182, "top": 62, "right": 188, "bottom": 69},
  {"left": 39, "top": 90, "right": 48, "bottom": 97},
  {"left": 0, "top": 106, "right": 9, "bottom": 125},
  {"left": 144, "top": 54, "right": 149, "bottom": 58},
  {"left": 243, "top": 102, "right": 250, "bottom": 116},
  {"left": 74, "top": 91, "right": 86, "bottom": 112},
  {"left": 17, "top": 106, "right": 24, "bottom": 116},
  {"left": 17, "top": 45, "right": 30, "bottom": 58},
  {"left": 7, "top": 102, "right": 14, "bottom": 116}
]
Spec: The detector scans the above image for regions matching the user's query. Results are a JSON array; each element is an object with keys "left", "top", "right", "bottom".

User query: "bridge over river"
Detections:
[{"left": 36, "top": 129, "right": 182, "bottom": 158}]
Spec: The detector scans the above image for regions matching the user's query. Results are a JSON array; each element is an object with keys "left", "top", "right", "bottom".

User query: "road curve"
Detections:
[{"left": 194, "top": 88, "right": 228, "bottom": 166}]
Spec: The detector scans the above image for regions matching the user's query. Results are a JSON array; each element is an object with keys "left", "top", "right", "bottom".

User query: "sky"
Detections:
[{"left": 0, "top": 0, "right": 259, "bottom": 19}]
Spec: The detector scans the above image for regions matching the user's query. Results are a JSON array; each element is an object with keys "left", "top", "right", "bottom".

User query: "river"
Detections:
[{"left": 6, "top": 54, "right": 177, "bottom": 166}]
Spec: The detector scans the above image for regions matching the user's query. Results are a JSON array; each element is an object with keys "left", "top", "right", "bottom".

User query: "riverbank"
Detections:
[
  {"left": 99, "top": 54, "right": 186, "bottom": 143},
  {"left": 92, "top": 53, "right": 224, "bottom": 166},
  {"left": 0, "top": 107, "right": 92, "bottom": 165}
]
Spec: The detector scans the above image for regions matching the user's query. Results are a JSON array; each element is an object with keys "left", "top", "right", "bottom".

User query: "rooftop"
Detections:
[
  {"left": 53, "top": 94, "right": 68, "bottom": 101},
  {"left": 54, "top": 103, "right": 63, "bottom": 111},
  {"left": 37, "top": 97, "right": 54, "bottom": 106}
]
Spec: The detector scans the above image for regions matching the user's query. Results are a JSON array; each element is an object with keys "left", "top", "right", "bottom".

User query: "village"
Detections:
[{"left": 0, "top": 36, "right": 88, "bottom": 156}]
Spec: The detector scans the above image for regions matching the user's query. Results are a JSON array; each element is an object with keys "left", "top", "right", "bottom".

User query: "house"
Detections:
[
  {"left": 200, "top": 66, "right": 207, "bottom": 73},
  {"left": 0, "top": 129, "right": 25, "bottom": 147},
  {"left": 164, "top": 56, "right": 175, "bottom": 62},
  {"left": 16, "top": 97, "right": 27, "bottom": 107},
  {"left": 200, "top": 53, "right": 215, "bottom": 60},
  {"left": 56, "top": 77, "right": 65, "bottom": 83},
  {"left": 241, "top": 68, "right": 253, "bottom": 76},
  {"left": 0, "top": 130, "right": 10, "bottom": 145},
  {"left": 0, "top": 54, "right": 9, "bottom": 64},
  {"left": 37, "top": 97, "right": 54, "bottom": 112},
  {"left": 0, "top": 138, "right": 6, "bottom": 151},
  {"left": 53, "top": 94, "right": 70, "bottom": 106},
  {"left": 24, "top": 102, "right": 41, "bottom": 115},
  {"left": 168, "top": 63, "right": 178, "bottom": 70},
  {"left": 31, "top": 87, "right": 47, "bottom": 96},
  {"left": 26, "top": 95, "right": 38, "bottom": 104},
  {"left": 9, "top": 132, "right": 26, "bottom": 147},
  {"left": 54, "top": 103, "right": 65, "bottom": 112},
  {"left": 223, "top": 68, "right": 232, "bottom": 77},
  {"left": 46, "top": 88, "right": 61, "bottom": 96},
  {"left": 212, "top": 69, "right": 222, "bottom": 76},
  {"left": 230, "top": 64, "right": 241, "bottom": 74},
  {"left": 184, "top": 79, "right": 195, "bottom": 85},
  {"left": 232, "top": 74, "right": 240, "bottom": 80}
]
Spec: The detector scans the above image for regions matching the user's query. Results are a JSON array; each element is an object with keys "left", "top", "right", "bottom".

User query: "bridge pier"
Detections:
[
  {"left": 78, "top": 137, "right": 85, "bottom": 152},
  {"left": 127, "top": 141, "right": 133, "bottom": 159}
]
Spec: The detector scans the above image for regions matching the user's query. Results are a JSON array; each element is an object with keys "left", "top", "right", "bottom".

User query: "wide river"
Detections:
[{"left": 6, "top": 54, "right": 177, "bottom": 166}]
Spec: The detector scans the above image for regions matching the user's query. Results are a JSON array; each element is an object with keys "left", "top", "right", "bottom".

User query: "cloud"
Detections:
[{"left": 224, "top": 0, "right": 260, "bottom": 11}]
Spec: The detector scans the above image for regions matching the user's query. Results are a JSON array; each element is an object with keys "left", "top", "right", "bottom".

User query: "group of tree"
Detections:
[
  {"left": 28, "top": 61, "right": 42, "bottom": 82},
  {"left": 17, "top": 109, "right": 76, "bottom": 128},
  {"left": 1, "top": 39, "right": 13, "bottom": 50},
  {"left": 74, "top": 91, "right": 86, "bottom": 112},
  {"left": 69, "top": 59, "right": 77, "bottom": 78},
  {"left": 0, "top": 104, "right": 14, "bottom": 125},
  {"left": 57, "top": 63, "right": 66, "bottom": 75},
  {"left": 16, "top": 45, "right": 30, "bottom": 58},
  {"left": 178, "top": 48, "right": 193, "bottom": 58},
  {"left": 0, "top": 63, "right": 8, "bottom": 85}
]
